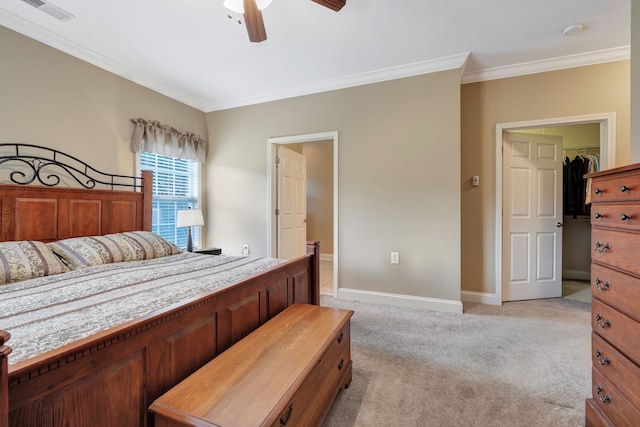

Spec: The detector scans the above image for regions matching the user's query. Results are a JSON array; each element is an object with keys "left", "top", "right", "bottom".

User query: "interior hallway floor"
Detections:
[
  {"left": 320, "top": 260, "right": 333, "bottom": 295},
  {"left": 562, "top": 279, "right": 591, "bottom": 304},
  {"left": 320, "top": 259, "right": 592, "bottom": 305}
]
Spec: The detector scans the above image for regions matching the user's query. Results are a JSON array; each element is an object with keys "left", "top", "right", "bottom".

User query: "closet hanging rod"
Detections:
[{"left": 563, "top": 145, "right": 600, "bottom": 151}]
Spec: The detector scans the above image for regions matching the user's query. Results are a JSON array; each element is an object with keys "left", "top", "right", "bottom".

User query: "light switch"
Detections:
[{"left": 472, "top": 176, "right": 480, "bottom": 187}]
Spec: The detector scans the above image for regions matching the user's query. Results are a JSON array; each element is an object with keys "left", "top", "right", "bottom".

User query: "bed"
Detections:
[{"left": 0, "top": 144, "right": 320, "bottom": 427}]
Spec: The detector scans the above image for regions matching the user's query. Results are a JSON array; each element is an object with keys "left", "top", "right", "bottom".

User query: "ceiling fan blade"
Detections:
[
  {"left": 311, "top": 0, "right": 346, "bottom": 12},
  {"left": 243, "top": 0, "right": 267, "bottom": 42}
]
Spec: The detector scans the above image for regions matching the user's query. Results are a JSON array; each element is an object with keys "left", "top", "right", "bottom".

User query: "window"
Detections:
[{"left": 140, "top": 152, "right": 201, "bottom": 250}]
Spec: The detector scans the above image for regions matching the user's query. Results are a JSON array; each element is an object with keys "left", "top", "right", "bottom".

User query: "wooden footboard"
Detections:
[{"left": 0, "top": 242, "right": 319, "bottom": 427}]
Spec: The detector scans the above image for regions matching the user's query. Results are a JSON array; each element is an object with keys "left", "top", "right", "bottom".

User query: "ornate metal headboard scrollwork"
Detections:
[
  {"left": 0, "top": 143, "right": 141, "bottom": 190},
  {"left": 0, "top": 143, "right": 152, "bottom": 242}
]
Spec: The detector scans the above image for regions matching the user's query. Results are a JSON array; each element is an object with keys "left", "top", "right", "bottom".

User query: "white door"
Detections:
[
  {"left": 277, "top": 145, "right": 307, "bottom": 260},
  {"left": 503, "top": 132, "right": 563, "bottom": 301}
]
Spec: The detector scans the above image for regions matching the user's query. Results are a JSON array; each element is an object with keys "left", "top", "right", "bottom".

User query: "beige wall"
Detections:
[
  {"left": 461, "top": 61, "right": 630, "bottom": 295},
  {"left": 206, "top": 70, "right": 462, "bottom": 304},
  {"left": 0, "top": 26, "right": 207, "bottom": 177},
  {"left": 303, "top": 140, "right": 333, "bottom": 255}
]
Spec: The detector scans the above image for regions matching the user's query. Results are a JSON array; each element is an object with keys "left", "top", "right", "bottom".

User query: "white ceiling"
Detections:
[{"left": 0, "top": 0, "right": 631, "bottom": 112}]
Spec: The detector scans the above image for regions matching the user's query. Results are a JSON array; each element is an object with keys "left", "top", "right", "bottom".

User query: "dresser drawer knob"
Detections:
[
  {"left": 594, "top": 278, "right": 610, "bottom": 291},
  {"left": 338, "top": 358, "right": 344, "bottom": 370},
  {"left": 596, "top": 385, "right": 611, "bottom": 404},
  {"left": 595, "top": 349, "right": 611, "bottom": 366},
  {"left": 620, "top": 185, "right": 632, "bottom": 193},
  {"left": 594, "top": 188, "right": 604, "bottom": 195},
  {"left": 620, "top": 213, "right": 632, "bottom": 221},
  {"left": 337, "top": 332, "right": 344, "bottom": 344},
  {"left": 280, "top": 403, "right": 293, "bottom": 426},
  {"left": 595, "top": 313, "right": 611, "bottom": 329},
  {"left": 594, "top": 213, "right": 604, "bottom": 219},
  {"left": 594, "top": 242, "right": 611, "bottom": 253}
]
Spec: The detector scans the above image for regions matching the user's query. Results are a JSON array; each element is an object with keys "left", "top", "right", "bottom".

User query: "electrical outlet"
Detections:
[
  {"left": 242, "top": 244, "right": 249, "bottom": 256},
  {"left": 391, "top": 252, "right": 400, "bottom": 264}
]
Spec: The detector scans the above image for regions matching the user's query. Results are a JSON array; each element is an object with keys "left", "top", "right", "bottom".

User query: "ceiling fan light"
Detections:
[
  {"left": 223, "top": 0, "right": 272, "bottom": 14},
  {"left": 223, "top": 0, "right": 243, "bottom": 13},
  {"left": 256, "top": 0, "right": 272, "bottom": 10}
]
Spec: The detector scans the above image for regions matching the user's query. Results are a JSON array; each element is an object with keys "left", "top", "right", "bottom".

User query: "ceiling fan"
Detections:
[{"left": 224, "top": 0, "right": 346, "bottom": 43}]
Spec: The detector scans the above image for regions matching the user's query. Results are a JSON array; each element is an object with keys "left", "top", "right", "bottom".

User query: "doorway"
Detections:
[
  {"left": 495, "top": 113, "right": 616, "bottom": 303},
  {"left": 267, "top": 131, "right": 339, "bottom": 296}
]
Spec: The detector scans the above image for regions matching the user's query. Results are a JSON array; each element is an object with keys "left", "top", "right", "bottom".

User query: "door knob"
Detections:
[{"left": 556, "top": 222, "right": 563, "bottom": 228}]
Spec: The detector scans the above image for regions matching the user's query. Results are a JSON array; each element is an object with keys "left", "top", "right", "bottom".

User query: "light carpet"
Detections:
[{"left": 320, "top": 295, "right": 591, "bottom": 427}]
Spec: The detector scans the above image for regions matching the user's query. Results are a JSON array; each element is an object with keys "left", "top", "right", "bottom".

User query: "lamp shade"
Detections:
[{"left": 177, "top": 209, "right": 204, "bottom": 228}]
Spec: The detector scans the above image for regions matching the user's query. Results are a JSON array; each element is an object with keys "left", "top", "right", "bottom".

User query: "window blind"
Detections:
[{"left": 140, "top": 152, "right": 200, "bottom": 250}]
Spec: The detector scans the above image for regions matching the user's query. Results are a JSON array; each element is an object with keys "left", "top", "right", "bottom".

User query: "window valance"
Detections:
[{"left": 130, "top": 118, "right": 207, "bottom": 163}]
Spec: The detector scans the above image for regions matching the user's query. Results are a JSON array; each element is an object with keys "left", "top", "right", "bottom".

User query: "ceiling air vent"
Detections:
[{"left": 21, "top": 0, "right": 75, "bottom": 22}]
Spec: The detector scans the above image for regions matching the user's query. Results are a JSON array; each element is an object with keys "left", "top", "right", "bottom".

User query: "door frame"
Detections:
[
  {"left": 494, "top": 113, "right": 616, "bottom": 304},
  {"left": 267, "top": 131, "right": 339, "bottom": 296}
]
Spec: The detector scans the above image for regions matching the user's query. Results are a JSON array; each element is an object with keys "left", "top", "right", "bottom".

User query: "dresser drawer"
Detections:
[
  {"left": 592, "top": 367, "right": 640, "bottom": 427},
  {"left": 592, "top": 333, "right": 640, "bottom": 408},
  {"left": 586, "top": 398, "right": 614, "bottom": 427},
  {"left": 591, "top": 228, "right": 640, "bottom": 276},
  {"left": 592, "top": 299, "right": 640, "bottom": 364},
  {"left": 591, "top": 203, "right": 640, "bottom": 231},
  {"left": 591, "top": 264, "right": 640, "bottom": 322},
  {"left": 590, "top": 174, "right": 640, "bottom": 203}
]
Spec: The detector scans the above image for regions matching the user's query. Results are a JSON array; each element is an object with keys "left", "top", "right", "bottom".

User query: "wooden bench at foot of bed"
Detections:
[{"left": 149, "top": 304, "right": 354, "bottom": 427}]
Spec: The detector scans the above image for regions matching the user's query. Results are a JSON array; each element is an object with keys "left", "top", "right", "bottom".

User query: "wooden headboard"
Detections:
[{"left": 0, "top": 144, "right": 152, "bottom": 242}]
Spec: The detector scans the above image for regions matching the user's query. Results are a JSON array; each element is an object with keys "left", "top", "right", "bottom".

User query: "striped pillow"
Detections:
[
  {"left": 0, "top": 240, "right": 69, "bottom": 284},
  {"left": 48, "top": 232, "right": 182, "bottom": 269},
  {"left": 47, "top": 233, "right": 140, "bottom": 269},
  {"left": 119, "top": 231, "right": 182, "bottom": 260}
]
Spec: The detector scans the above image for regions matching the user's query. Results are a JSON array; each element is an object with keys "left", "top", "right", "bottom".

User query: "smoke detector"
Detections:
[
  {"left": 21, "top": 0, "right": 74, "bottom": 22},
  {"left": 562, "top": 24, "right": 584, "bottom": 36}
]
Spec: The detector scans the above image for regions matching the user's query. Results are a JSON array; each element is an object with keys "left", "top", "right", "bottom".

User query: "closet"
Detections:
[{"left": 562, "top": 144, "right": 600, "bottom": 282}]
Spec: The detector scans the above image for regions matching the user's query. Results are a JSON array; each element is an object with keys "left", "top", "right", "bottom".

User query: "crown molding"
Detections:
[
  {"left": 204, "top": 52, "right": 470, "bottom": 111},
  {"left": 461, "top": 46, "right": 631, "bottom": 84},
  {"left": 2, "top": 4, "right": 630, "bottom": 112}
]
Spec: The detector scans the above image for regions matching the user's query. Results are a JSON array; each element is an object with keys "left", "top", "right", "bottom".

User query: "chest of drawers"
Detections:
[
  {"left": 149, "top": 304, "right": 353, "bottom": 427},
  {"left": 585, "top": 163, "right": 640, "bottom": 427}
]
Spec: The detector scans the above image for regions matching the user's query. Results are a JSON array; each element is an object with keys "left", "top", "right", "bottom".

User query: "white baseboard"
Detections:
[
  {"left": 563, "top": 270, "right": 591, "bottom": 281},
  {"left": 319, "top": 253, "right": 334, "bottom": 262},
  {"left": 337, "top": 288, "right": 463, "bottom": 314},
  {"left": 461, "top": 290, "right": 502, "bottom": 306}
]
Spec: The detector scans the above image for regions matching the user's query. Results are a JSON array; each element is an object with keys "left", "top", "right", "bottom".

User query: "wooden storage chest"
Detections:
[{"left": 149, "top": 303, "right": 353, "bottom": 427}]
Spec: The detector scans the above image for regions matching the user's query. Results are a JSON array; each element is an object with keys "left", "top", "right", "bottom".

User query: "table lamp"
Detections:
[{"left": 177, "top": 207, "right": 204, "bottom": 252}]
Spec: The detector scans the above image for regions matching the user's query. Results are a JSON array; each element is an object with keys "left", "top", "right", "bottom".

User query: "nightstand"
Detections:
[{"left": 193, "top": 247, "right": 222, "bottom": 255}]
